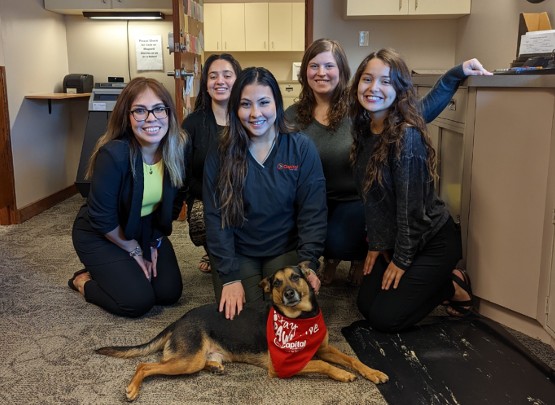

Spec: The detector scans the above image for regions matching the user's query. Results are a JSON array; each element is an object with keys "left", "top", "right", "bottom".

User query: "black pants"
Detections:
[
  {"left": 210, "top": 250, "right": 298, "bottom": 304},
  {"left": 356, "top": 217, "right": 462, "bottom": 332},
  {"left": 324, "top": 199, "right": 367, "bottom": 261},
  {"left": 72, "top": 208, "right": 183, "bottom": 317}
]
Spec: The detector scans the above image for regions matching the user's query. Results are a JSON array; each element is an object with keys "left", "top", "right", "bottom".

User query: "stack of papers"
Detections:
[{"left": 519, "top": 30, "right": 555, "bottom": 56}]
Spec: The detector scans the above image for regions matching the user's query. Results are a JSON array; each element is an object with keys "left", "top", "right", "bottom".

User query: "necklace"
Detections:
[{"left": 143, "top": 161, "right": 156, "bottom": 175}]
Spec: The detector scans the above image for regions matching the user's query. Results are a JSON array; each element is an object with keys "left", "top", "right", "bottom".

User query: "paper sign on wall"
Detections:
[{"left": 136, "top": 35, "right": 163, "bottom": 71}]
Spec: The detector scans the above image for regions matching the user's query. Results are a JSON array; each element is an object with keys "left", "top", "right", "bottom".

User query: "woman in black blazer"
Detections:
[{"left": 70, "top": 77, "right": 188, "bottom": 317}]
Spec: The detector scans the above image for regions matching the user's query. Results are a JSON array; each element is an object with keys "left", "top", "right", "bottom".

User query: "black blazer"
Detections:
[{"left": 84, "top": 139, "right": 184, "bottom": 242}]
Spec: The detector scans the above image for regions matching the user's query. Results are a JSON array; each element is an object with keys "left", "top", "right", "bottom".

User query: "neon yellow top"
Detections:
[{"left": 141, "top": 160, "right": 163, "bottom": 217}]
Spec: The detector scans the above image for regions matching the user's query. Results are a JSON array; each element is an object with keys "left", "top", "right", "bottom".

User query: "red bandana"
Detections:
[{"left": 267, "top": 307, "right": 327, "bottom": 378}]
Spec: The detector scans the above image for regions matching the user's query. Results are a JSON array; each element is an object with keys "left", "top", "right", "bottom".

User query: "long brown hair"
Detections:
[
  {"left": 217, "top": 67, "right": 294, "bottom": 228},
  {"left": 349, "top": 48, "right": 437, "bottom": 196},
  {"left": 86, "top": 77, "right": 187, "bottom": 187},
  {"left": 295, "top": 38, "right": 351, "bottom": 130}
]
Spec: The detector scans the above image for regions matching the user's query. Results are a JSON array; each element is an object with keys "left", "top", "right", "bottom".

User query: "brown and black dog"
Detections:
[{"left": 96, "top": 266, "right": 388, "bottom": 401}]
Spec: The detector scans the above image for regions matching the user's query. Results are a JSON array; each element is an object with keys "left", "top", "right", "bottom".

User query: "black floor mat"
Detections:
[{"left": 342, "top": 316, "right": 555, "bottom": 404}]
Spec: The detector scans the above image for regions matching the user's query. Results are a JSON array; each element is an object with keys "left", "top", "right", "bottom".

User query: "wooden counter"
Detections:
[{"left": 25, "top": 92, "right": 91, "bottom": 114}]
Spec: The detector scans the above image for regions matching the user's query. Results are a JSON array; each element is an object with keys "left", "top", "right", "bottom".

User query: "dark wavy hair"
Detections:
[
  {"left": 194, "top": 53, "right": 242, "bottom": 112},
  {"left": 348, "top": 48, "right": 437, "bottom": 195},
  {"left": 86, "top": 77, "right": 187, "bottom": 187},
  {"left": 216, "top": 67, "right": 295, "bottom": 227},
  {"left": 295, "top": 38, "right": 351, "bottom": 130}
]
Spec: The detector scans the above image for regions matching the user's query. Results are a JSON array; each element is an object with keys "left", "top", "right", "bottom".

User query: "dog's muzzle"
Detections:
[{"left": 282, "top": 286, "right": 301, "bottom": 306}]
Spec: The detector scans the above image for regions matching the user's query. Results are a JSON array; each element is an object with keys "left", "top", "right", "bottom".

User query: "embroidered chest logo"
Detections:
[{"left": 277, "top": 163, "right": 299, "bottom": 171}]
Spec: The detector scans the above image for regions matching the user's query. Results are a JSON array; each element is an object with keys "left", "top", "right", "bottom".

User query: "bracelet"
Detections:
[
  {"left": 150, "top": 237, "right": 163, "bottom": 249},
  {"left": 129, "top": 245, "right": 143, "bottom": 258}
]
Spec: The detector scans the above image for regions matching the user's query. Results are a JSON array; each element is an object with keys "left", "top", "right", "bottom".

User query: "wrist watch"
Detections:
[{"left": 129, "top": 245, "right": 143, "bottom": 257}]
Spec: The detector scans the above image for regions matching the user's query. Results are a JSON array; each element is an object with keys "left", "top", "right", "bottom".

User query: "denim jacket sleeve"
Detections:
[{"left": 419, "top": 64, "right": 466, "bottom": 123}]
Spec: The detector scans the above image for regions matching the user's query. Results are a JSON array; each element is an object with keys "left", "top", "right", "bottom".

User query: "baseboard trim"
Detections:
[{"left": 18, "top": 185, "right": 78, "bottom": 223}]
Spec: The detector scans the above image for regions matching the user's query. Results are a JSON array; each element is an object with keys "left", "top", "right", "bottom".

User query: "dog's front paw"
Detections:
[
  {"left": 333, "top": 369, "right": 357, "bottom": 382},
  {"left": 362, "top": 369, "right": 389, "bottom": 384}
]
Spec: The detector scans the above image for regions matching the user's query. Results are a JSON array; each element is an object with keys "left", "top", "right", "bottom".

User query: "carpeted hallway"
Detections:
[{"left": 0, "top": 195, "right": 553, "bottom": 404}]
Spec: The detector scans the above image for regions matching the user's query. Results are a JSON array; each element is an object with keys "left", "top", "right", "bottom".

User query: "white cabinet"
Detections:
[
  {"left": 44, "top": 0, "right": 172, "bottom": 15},
  {"left": 245, "top": 3, "right": 269, "bottom": 51},
  {"left": 204, "top": 3, "right": 245, "bottom": 52},
  {"left": 345, "top": 0, "right": 470, "bottom": 18},
  {"left": 205, "top": 2, "right": 304, "bottom": 52},
  {"left": 269, "top": 3, "right": 305, "bottom": 51}
]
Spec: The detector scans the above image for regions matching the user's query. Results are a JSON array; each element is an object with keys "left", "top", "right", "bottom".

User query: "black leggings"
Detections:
[
  {"left": 357, "top": 217, "right": 462, "bottom": 332},
  {"left": 72, "top": 212, "right": 183, "bottom": 317}
]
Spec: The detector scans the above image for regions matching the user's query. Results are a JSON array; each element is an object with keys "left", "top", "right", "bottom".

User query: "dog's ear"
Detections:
[
  {"left": 297, "top": 261, "right": 314, "bottom": 279},
  {"left": 259, "top": 275, "right": 272, "bottom": 293}
]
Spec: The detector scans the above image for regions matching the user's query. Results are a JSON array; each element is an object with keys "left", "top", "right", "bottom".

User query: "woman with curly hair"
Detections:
[
  {"left": 350, "top": 49, "right": 491, "bottom": 332},
  {"left": 286, "top": 38, "right": 490, "bottom": 287},
  {"left": 70, "top": 77, "right": 188, "bottom": 317}
]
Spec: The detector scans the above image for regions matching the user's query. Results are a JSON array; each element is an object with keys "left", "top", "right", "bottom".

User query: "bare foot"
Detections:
[
  {"left": 320, "top": 259, "right": 339, "bottom": 285},
  {"left": 347, "top": 261, "right": 364, "bottom": 286},
  {"left": 73, "top": 272, "right": 91, "bottom": 296}
]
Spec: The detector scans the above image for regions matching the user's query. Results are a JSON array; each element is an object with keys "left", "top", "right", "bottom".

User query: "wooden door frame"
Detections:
[{"left": 0, "top": 66, "right": 18, "bottom": 225}]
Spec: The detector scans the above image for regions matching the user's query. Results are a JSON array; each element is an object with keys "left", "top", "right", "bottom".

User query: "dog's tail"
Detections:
[{"left": 95, "top": 323, "right": 175, "bottom": 359}]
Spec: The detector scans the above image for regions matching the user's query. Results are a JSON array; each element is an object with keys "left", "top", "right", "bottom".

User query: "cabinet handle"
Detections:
[
  {"left": 415, "top": 0, "right": 419, "bottom": 10},
  {"left": 399, "top": 0, "right": 402, "bottom": 11},
  {"left": 448, "top": 99, "right": 456, "bottom": 111},
  {"left": 264, "top": 41, "right": 267, "bottom": 50},
  {"left": 217, "top": 41, "right": 220, "bottom": 50}
]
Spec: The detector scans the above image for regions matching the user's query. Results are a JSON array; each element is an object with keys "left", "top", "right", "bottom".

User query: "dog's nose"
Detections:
[{"left": 284, "top": 287, "right": 296, "bottom": 301}]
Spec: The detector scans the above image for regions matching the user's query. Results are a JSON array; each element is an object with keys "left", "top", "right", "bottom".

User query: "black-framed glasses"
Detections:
[{"left": 129, "top": 106, "right": 169, "bottom": 122}]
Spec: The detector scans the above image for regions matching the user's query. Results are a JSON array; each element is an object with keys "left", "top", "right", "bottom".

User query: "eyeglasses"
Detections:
[{"left": 129, "top": 106, "right": 169, "bottom": 122}]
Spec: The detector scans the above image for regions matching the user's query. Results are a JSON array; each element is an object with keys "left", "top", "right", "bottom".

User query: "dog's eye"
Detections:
[
  {"left": 273, "top": 279, "right": 282, "bottom": 288},
  {"left": 291, "top": 274, "right": 300, "bottom": 282}
]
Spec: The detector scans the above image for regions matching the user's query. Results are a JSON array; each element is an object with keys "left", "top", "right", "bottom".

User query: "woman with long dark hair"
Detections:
[
  {"left": 350, "top": 49, "right": 490, "bottom": 331},
  {"left": 182, "top": 53, "right": 242, "bottom": 273},
  {"left": 203, "top": 67, "right": 327, "bottom": 320}
]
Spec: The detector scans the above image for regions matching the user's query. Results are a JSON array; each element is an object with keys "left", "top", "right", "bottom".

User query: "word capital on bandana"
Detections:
[{"left": 267, "top": 307, "right": 327, "bottom": 378}]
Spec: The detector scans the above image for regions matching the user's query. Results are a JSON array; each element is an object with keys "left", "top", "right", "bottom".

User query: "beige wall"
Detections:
[
  {"left": 205, "top": 51, "right": 304, "bottom": 81},
  {"left": 313, "top": 0, "right": 459, "bottom": 73},
  {"left": 65, "top": 17, "right": 175, "bottom": 99},
  {"left": 0, "top": 1, "right": 76, "bottom": 209},
  {"left": 456, "top": 0, "right": 554, "bottom": 70}
]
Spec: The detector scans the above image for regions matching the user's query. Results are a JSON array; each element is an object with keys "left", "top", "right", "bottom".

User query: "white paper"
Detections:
[
  {"left": 136, "top": 35, "right": 163, "bottom": 71},
  {"left": 519, "top": 31, "right": 555, "bottom": 55}
]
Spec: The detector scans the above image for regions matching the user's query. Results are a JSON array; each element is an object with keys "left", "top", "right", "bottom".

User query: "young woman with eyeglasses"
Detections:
[{"left": 69, "top": 77, "right": 188, "bottom": 317}]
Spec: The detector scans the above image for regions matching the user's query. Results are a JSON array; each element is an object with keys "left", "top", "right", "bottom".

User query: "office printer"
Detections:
[{"left": 63, "top": 74, "right": 94, "bottom": 93}]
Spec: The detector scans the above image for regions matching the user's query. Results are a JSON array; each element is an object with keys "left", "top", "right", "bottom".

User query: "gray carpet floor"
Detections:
[{"left": 0, "top": 194, "right": 553, "bottom": 404}]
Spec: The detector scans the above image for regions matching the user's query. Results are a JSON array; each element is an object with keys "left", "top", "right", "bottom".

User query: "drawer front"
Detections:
[{"left": 417, "top": 86, "right": 467, "bottom": 124}]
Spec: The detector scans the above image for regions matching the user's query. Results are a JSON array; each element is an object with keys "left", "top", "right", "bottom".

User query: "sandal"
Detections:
[
  {"left": 198, "top": 254, "right": 211, "bottom": 273},
  {"left": 447, "top": 267, "right": 474, "bottom": 318},
  {"left": 347, "top": 260, "right": 364, "bottom": 287},
  {"left": 68, "top": 269, "right": 89, "bottom": 292}
]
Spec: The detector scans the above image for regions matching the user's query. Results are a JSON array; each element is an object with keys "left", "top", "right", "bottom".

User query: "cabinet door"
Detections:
[
  {"left": 466, "top": 89, "right": 553, "bottom": 318},
  {"left": 204, "top": 3, "right": 222, "bottom": 51},
  {"left": 345, "top": 0, "right": 409, "bottom": 16},
  {"left": 245, "top": 3, "right": 268, "bottom": 51},
  {"left": 269, "top": 3, "right": 292, "bottom": 51},
  {"left": 112, "top": 0, "right": 172, "bottom": 12},
  {"left": 291, "top": 2, "right": 305, "bottom": 51},
  {"left": 409, "top": 0, "right": 470, "bottom": 15},
  {"left": 44, "top": 0, "right": 112, "bottom": 14},
  {"left": 221, "top": 3, "right": 245, "bottom": 51}
]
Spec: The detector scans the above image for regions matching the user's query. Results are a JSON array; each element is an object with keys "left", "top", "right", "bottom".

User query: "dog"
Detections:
[{"left": 96, "top": 266, "right": 389, "bottom": 401}]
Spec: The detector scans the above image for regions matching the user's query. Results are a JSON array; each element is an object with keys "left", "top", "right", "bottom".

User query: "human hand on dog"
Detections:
[
  {"left": 220, "top": 282, "right": 245, "bottom": 320},
  {"left": 306, "top": 270, "right": 321, "bottom": 294},
  {"left": 381, "top": 262, "right": 405, "bottom": 290}
]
